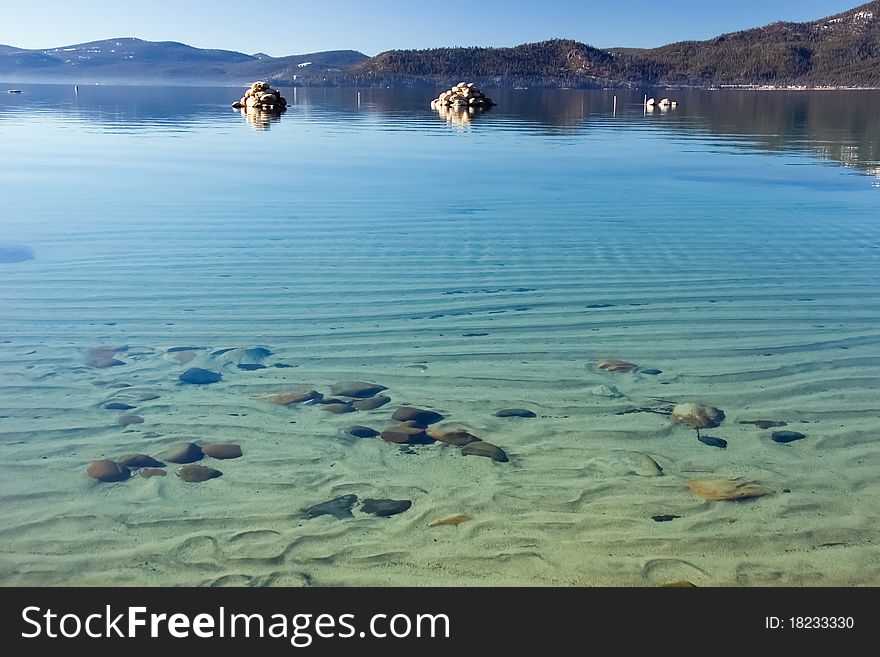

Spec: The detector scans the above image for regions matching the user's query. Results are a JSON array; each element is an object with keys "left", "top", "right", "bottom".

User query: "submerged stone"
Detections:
[
  {"left": 352, "top": 395, "right": 391, "bottom": 411},
  {"left": 771, "top": 430, "right": 806, "bottom": 444},
  {"left": 330, "top": 381, "right": 388, "bottom": 398},
  {"left": 302, "top": 494, "right": 359, "bottom": 520},
  {"left": 87, "top": 460, "right": 130, "bottom": 483},
  {"left": 494, "top": 408, "right": 536, "bottom": 418},
  {"left": 118, "top": 414, "right": 144, "bottom": 427},
  {"left": 179, "top": 368, "right": 222, "bottom": 384},
  {"left": 671, "top": 403, "right": 725, "bottom": 429},
  {"left": 170, "top": 350, "right": 198, "bottom": 364},
  {"left": 320, "top": 402, "right": 356, "bottom": 414},
  {"left": 361, "top": 498, "right": 412, "bottom": 517},
  {"left": 381, "top": 424, "right": 432, "bottom": 444},
  {"left": 105, "top": 402, "right": 136, "bottom": 411},
  {"left": 347, "top": 426, "right": 379, "bottom": 438},
  {"left": 427, "top": 428, "right": 481, "bottom": 446},
  {"left": 159, "top": 442, "right": 204, "bottom": 464},
  {"left": 237, "top": 363, "right": 266, "bottom": 371},
  {"left": 651, "top": 514, "right": 681, "bottom": 522},
  {"left": 586, "top": 451, "right": 663, "bottom": 477},
  {"left": 140, "top": 468, "right": 167, "bottom": 478},
  {"left": 116, "top": 454, "right": 165, "bottom": 468},
  {"left": 267, "top": 389, "right": 322, "bottom": 405},
  {"left": 202, "top": 444, "right": 242, "bottom": 459},
  {"left": 461, "top": 441, "right": 508, "bottom": 462},
  {"left": 590, "top": 384, "right": 623, "bottom": 399},
  {"left": 640, "top": 369, "right": 663, "bottom": 375},
  {"left": 596, "top": 358, "right": 638, "bottom": 373},
  {"left": 177, "top": 464, "right": 223, "bottom": 483},
  {"left": 392, "top": 407, "right": 445, "bottom": 425},
  {"left": 86, "top": 346, "right": 126, "bottom": 368}
]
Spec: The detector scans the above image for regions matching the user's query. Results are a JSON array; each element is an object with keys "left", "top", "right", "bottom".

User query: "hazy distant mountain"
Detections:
[
  {"left": 0, "top": 37, "right": 368, "bottom": 85},
  {"left": 1, "top": 1, "right": 879, "bottom": 87}
]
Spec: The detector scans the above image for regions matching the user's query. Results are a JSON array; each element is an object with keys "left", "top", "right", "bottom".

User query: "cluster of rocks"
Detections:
[
  {"left": 232, "top": 81, "right": 288, "bottom": 112},
  {"left": 430, "top": 82, "right": 495, "bottom": 111},
  {"left": 87, "top": 441, "right": 242, "bottom": 484},
  {"left": 266, "top": 380, "right": 511, "bottom": 462}
]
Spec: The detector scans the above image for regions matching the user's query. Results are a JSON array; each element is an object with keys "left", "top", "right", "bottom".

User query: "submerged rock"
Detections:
[
  {"left": 427, "top": 428, "right": 481, "bottom": 446},
  {"left": 586, "top": 451, "right": 663, "bottom": 477},
  {"left": 140, "top": 468, "right": 167, "bottom": 478},
  {"left": 86, "top": 346, "right": 126, "bottom": 368},
  {"left": 267, "top": 389, "right": 322, "bottom": 405},
  {"left": 640, "top": 369, "right": 663, "bottom": 375},
  {"left": 347, "top": 425, "right": 379, "bottom": 438},
  {"left": 170, "top": 350, "right": 198, "bottom": 365},
  {"left": 651, "top": 514, "right": 681, "bottom": 522},
  {"left": 159, "top": 442, "right": 204, "bottom": 464},
  {"left": 494, "top": 408, "right": 536, "bottom": 418},
  {"left": 302, "top": 494, "right": 359, "bottom": 520},
  {"left": 352, "top": 395, "right": 391, "bottom": 411},
  {"left": 392, "top": 407, "right": 444, "bottom": 425},
  {"left": 686, "top": 479, "right": 771, "bottom": 501},
  {"left": 137, "top": 392, "right": 161, "bottom": 401},
  {"left": 596, "top": 358, "right": 638, "bottom": 373},
  {"left": 116, "top": 454, "right": 165, "bottom": 468},
  {"left": 428, "top": 514, "right": 473, "bottom": 527},
  {"left": 202, "top": 444, "right": 242, "bottom": 459},
  {"left": 381, "top": 423, "right": 432, "bottom": 444},
  {"left": 105, "top": 402, "right": 136, "bottom": 411},
  {"left": 237, "top": 363, "right": 266, "bottom": 371},
  {"left": 771, "top": 430, "right": 806, "bottom": 444},
  {"left": 320, "top": 402, "right": 356, "bottom": 414},
  {"left": 671, "top": 403, "right": 725, "bottom": 429},
  {"left": 179, "top": 368, "right": 222, "bottom": 384},
  {"left": 87, "top": 460, "right": 130, "bottom": 482},
  {"left": 177, "top": 464, "right": 223, "bottom": 483},
  {"left": 118, "top": 414, "right": 144, "bottom": 427},
  {"left": 590, "top": 384, "right": 623, "bottom": 399},
  {"left": 361, "top": 498, "right": 412, "bottom": 517},
  {"left": 330, "top": 381, "right": 388, "bottom": 398},
  {"left": 461, "top": 441, "right": 508, "bottom": 462}
]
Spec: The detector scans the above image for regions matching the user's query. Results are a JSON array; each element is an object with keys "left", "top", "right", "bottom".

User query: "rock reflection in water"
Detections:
[{"left": 236, "top": 106, "right": 285, "bottom": 131}]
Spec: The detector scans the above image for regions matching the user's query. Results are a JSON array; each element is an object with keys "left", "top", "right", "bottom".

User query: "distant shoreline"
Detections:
[{"left": 4, "top": 80, "right": 880, "bottom": 92}]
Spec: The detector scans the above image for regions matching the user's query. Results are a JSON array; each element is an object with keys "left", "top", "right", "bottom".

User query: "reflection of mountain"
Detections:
[
  {"left": 637, "top": 89, "right": 880, "bottom": 176},
  {"left": 1, "top": 85, "right": 877, "bottom": 176}
]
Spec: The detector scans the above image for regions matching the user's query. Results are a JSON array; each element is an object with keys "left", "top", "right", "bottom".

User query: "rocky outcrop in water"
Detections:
[
  {"left": 430, "top": 82, "right": 494, "bottom": 111},
  {"left": 232, "top": 81, "right": 288, "bottom": 111}
]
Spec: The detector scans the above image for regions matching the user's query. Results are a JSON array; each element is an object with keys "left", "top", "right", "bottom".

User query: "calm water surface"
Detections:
[{"left": 0, "top": 85, "right": 878, "bottom": 586}]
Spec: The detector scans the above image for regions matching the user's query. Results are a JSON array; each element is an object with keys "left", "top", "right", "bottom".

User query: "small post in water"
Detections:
[{"left": 613, "top": 95, "right": 617, "bottom": 117}]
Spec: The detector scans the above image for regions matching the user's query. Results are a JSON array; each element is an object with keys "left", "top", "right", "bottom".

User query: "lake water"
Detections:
[{"left": 1, "top": 85, "right": 878, "bottom": 586}]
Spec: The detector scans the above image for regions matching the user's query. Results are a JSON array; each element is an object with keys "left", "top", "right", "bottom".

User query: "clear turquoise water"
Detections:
[{"left": 0, "top": 85, "right": 878, "bottom": 586}]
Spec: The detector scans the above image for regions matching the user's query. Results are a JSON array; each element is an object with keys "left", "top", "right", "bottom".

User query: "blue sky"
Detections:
[{"left": 0, "top": 0, "right": 862, "bottom": 55}]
